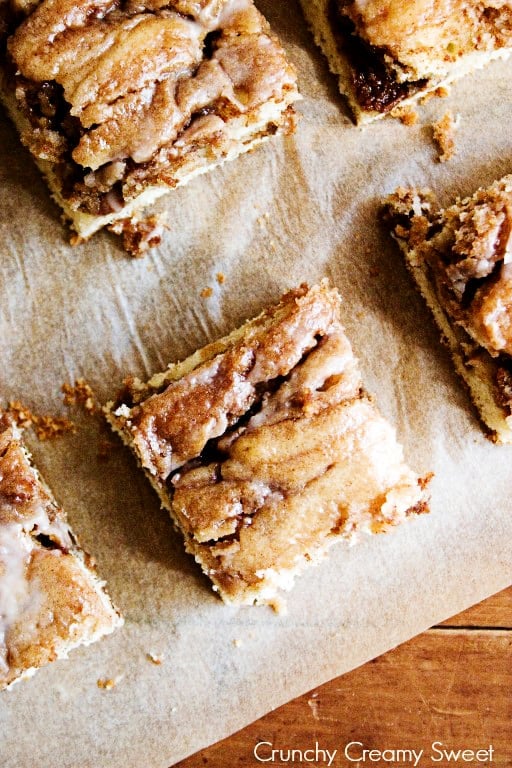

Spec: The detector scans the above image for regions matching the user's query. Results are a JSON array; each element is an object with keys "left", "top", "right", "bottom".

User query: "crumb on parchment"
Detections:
[
  {"left": 61, "top": 378, "right": 97, "bottom": 413},
  {"left": 6, "top": 400, "right": 33, "bottom": 429},
  {"left": 108, "top": 214, "right": 167, "bottom": 258},
  {"left": 146, "top": 652, "right": 165, "bottom": 665},
  {"left": 33, "top": 415, "right": 76, "bottom": 441},
  {"left": 390, "top": 105, "right": 418, "bottom": 125},
  {"left": 201, "top": 287, "right": 213, "bottom": 298},
  {"left": 432, "top": 110, "right": 459, "bottom": 163},
  {"left": 420, "top": 85, "right": 450, "bottom": 105},
  {"left": 269, "top": 596, "right": 287, "bottom": 615},
  {"left": 216, "top": 272, "right": 225, "bottom": 285},
  {"left": 97, "top": 678, "right": 117, "bottom": 690},
  {"left": 7, "top": 400, "right": 76, "bottom": 440}
]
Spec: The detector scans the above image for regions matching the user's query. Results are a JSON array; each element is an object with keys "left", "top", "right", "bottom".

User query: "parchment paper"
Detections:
[{"left": 1, "top": 3, "right": 511, "bottom": 766}]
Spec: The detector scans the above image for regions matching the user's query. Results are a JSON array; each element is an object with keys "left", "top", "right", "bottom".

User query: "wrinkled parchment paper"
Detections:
[{"left": 1, "top": 3, "right": 511, "bottom": 765}]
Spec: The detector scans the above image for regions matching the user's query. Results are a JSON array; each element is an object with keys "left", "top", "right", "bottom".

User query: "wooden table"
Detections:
[{"left": 175, "top": 587, "right": 512, "bottom": 767}]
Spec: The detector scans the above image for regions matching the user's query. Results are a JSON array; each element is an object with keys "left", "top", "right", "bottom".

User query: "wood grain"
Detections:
[
  {"left": 174, "top": 587, "right": 512, "bottom": 767},
  {"left": 438, "top": 588, "right": 512, "bottom": 628}
]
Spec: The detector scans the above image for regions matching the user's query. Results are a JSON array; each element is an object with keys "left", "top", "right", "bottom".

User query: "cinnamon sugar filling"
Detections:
[{"left": 328, "top": 0, "right": 425, "bottom": 114}]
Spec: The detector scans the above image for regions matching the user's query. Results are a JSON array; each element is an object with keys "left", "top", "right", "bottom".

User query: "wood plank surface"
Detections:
[
  {"left": 438, "top": 588, "right": 512, "bottom": 628},
  {"left": 174, "top": 587, "right": 512, "bottom": 767}
]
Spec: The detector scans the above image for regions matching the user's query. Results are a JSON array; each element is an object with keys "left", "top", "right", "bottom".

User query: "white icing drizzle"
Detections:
[
  {"left": 0, "top": 524, "right": 40, "bottom": 677},
  {"left": 0, "top": 426, "right": 73, "bottom": 680}
]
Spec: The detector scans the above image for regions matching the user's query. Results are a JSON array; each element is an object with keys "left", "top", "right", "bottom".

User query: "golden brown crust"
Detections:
[
  {"left": 106, "top": 282, "right": 430, "bottom": 605},
  {"left": 0, "top": 413, "right": 121, "bottom": 690}
]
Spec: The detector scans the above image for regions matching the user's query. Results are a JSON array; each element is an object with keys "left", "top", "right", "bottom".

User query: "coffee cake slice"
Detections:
[
  {"left": 105, "top": 282, "right": 430, "bottom": 606},
  {"left": 383, "top": 176, "right": 512, "bottom": 443},
  {"left": 0, "top": 412, "right": 122, "bottom": 690},
  {"left": 0, "top": 0, "right": 299, "bottom": 253},
  {"left": 299, "top": 0, "right": 512, "bottom": 124}
]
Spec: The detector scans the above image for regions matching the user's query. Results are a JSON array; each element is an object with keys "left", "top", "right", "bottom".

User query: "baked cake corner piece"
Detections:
[
  {"left": 382, "top": 175, "right": 512, "bottom": 443},
  {"left": 299, "top": 0, "right": 512, "bottom": 124},
  {"left": 105, "top": 281, "right": 430, "bottom": 606},
  {"left": 0, "top": 0, "right": 300, "bottom": 250},
  {"left": 0, "top": 411, "right": 122, "bottom": 691}
]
